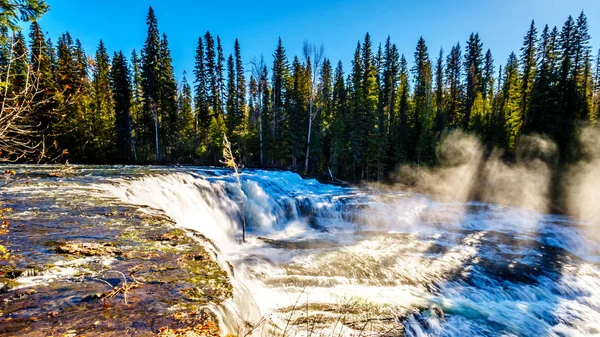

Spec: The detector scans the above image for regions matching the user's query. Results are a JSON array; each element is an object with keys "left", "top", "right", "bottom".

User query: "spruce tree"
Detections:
[
  {"left": 330, "top": 60, "right": 347, "bottom": 177},
  {"left": 140, "top": 6, "right": 161, "bottom": 160},
  {"left": 111, "top": 51, "right": 134, "bottom": 163},
  {"left": 204, "top": 31, "right": 218, "bottom": 116},
  {"left": 520, "top": 20, "right": 538, "bottom": 124},
  {"left": 271, "top": 38, "right": 289, "bottom": 163},
  {"left": 446, "top": 43, "right": 462, "bottom": 127},
  {"left": 130, "top": 49, "right": 143, "bottom": 141},
  {"left": 464, "top": 33, "right": 484, "bottom": 129},
  {"left": 177, "top": 71, "right": 195, "bottom": 158},
  {"left": 91, "top": 40, "right": 115, "bottom": 161},
  {"left": 226, "top": 54, "right": 236, "bottom": 134},
  {"left": 216, "top": 36, "right": 225, "bottom": 115},
  {"left": 502, "top": 52, "right": 522, "bottom": 151},
  {"left": 527, "top": 25, "right": 559, "bottom": 135},
  {"left": 158, "top": 33, "right": 178, "bottom": 159},
  {"left": 234, "top": 38, "right": 246, "bottom": 140},
  {"left": 395, "top": 54, "right": 410, "bottom": 164},
  {"left": 193, "top": 36, "right": 209, "bottom": 146},
  {"left": 29, "top": 21, "right": 55, "bottom": 151},
  {"left": 433, "top": 47, "right": 446, "bottom": 133},
  {"left": 411, "top": 37, "right": 433, "bottom": 164}
]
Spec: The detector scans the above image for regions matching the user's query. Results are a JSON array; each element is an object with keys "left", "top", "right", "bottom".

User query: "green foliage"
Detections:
[
  {"left": 1, "top": 6, "right": 598, "bottom": 185},
  {"left": 0, "top": 0, "right": 48, "bottom": 31}
]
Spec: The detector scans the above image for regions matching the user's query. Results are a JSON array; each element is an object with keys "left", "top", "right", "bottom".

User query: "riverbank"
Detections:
[{"left": 0, "top": 169, "right": 235, "bottom": 336}]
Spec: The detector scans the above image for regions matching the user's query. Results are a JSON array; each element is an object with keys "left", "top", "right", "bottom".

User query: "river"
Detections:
[{"left": 1, "top": 165, "right": 599, "bottom": 336}]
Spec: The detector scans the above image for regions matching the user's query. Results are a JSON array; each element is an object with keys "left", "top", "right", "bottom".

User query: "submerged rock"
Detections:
[
  {"left": 0, "top": 175, "right": 234, "bottom": 337},
  {"left": 55, "top": 242, "right": 122, "bottom": 257}
]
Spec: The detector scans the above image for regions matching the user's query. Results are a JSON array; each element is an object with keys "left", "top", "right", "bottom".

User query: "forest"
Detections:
[{"left": 1, "top": 3, "right": 598, "bottom": 182}]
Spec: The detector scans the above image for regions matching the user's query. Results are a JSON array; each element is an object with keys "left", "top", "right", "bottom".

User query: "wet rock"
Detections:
[{"left": 55, "top": 242, "right": 122, "bottom": 257}]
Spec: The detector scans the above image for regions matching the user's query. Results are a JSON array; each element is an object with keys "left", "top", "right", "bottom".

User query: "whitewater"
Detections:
[{"left": 91, "top": 166, "right": 600, "bottom": 337}]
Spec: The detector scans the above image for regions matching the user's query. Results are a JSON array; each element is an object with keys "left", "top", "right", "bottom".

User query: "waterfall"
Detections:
[{"left": 98, "top": 168, "right": 600, "bottom": 337}]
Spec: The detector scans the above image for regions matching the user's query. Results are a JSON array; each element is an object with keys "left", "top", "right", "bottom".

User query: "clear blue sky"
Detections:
[{"left": 32, "top": 0, "right": 600, "bottom": 84}]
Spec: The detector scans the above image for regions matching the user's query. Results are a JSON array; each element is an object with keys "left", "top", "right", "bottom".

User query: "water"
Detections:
[{"left": 3, "top": 165, "right": 600, "bottom": 336}]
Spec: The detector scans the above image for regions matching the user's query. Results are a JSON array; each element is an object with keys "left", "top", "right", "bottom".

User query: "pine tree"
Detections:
[
  {"left": 216, "top": 36, "right": 225, "bottom": 115},
  {"left": 483, "top": 49, "right": 495, "bottom": 99},
  {"left": 111, "top": 51, "right": 134, "bottom": 163},
  {"left": 556, "top": 15, "right": 578, "bottom": 161},
  {"left": 29, "top": 21, "right": 55, "bottom": 152},
  {"left": 527, "top": 25, "right": 559, "bottom": 135},
  {"left": 271, "top": 38, "right": 289, "bottom": 164},
  {"left": 90, "top": 40, "right": 115, "bottom": 161},
  {"left": 54, "top": 32, "right": 84, "bottom": 158},
  {"left": 574, "top": 11, "right": 591, "bottom": 121},
  {"left": 412, "top": 37, "right": 434, "bottom": 164},
  {"left": 193, "top": 36, "right": 209, "bottom": 147},
  {"left": 313, "top": 57, "right": 332, "bottom": 173},
  {"left": 433, "top": 47, "right": 446, "bottom": 133},
  {"left": 234, "top": 38, "right": 246, "bottom": 144},
  {"left": 130, "top": 49, "right": 143, "bottom": 142},
  {"left": 446, "top": 43, "right": 462, "bottom": 127},
  {"left": 520, "top": 20, "right": 538, "bottom": 124},
  {"left": 176, "top": 71, "right": 195, "bottom": 158},
  {"left": 464, "top": 33, "right": 484, "bottom": 129},
  {"left": 381, "top": 37, "right": 399, "bottom": 174},
  {"left": 502, "top": 52, "right": 522, "bottom": 151},
  {"left": 140, "top": 6, "right": 161, "bottom": 160},
  {"left": 204, "top": 31, "right": 218, "bottom": 116},
  {"left": 259, "top": 65, "right": 272, "bottom": 164},
  {"left": 158, "top": 33, "right": 178, "bottom": 159},
  {"left": 11, "top": 31, "right": 28, "bottom": 94},
  {"left": 330, "top": 60, "right": 347, "bottom": 177},
  {"left": 395, "top": 54, "right": 410, "bottom": 164},
  {"left": 225, "top": 54, "right": 236, "bottom": 134}
]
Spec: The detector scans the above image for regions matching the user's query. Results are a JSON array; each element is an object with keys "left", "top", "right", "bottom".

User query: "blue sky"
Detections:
[{"left": 33, "top": 0, "right": 600, "bottom": 83}]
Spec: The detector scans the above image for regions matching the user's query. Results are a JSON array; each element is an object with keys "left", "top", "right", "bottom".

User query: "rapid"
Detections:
[{"left": 94, "top": 166, "right": 600, "bottom": 337}]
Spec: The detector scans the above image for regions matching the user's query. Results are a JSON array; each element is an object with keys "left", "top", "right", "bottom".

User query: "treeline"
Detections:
[{"left": 1, "top": 7, "right": 598, "bottom": 181}]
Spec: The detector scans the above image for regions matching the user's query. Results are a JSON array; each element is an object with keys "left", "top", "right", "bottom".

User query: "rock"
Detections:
[{"left": 55, "top": 242, "right": 122, "bottom": 256}]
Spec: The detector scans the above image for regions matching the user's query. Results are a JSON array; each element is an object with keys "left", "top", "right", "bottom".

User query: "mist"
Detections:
[
  {"left": 391, "top": 127, "right": 599, "bottom": 226},
  {"left": 564, "top": 126, "right": 600, "bottom": 231}
]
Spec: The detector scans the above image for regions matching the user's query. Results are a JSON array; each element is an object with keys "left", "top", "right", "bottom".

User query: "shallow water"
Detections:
[{"left": 2, "top": 165, "right": 600, "bottom": 336}]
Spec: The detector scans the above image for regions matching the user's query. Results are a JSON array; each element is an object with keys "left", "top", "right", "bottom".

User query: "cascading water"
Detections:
[{"left": 99, "top": 167, "right": 600, "bottom": 337}]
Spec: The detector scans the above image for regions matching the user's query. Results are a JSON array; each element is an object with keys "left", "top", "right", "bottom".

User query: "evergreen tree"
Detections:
[
  {"left": 317, "top": 58, "right": 333, "bottom": 173},
  {"left": 483, "top": 49, "right": 495, "bottom": 99},
  {"left": 111, "top": 51, "right": 134, "bottom": 163},
  {"left": 11, "top": 31, "right": 28, "bottom": 93},
  {"left": 234, "top": 38, "right": 246, "bottom": 142},
  {"left": 411, "top": 37, "right": 434, "bottom": 164},
  {"left": 446, "top": 43, "right": 462, "bottom": 127},
  {"left": 193, "top": 36, "right": 209, "bottom": 146},
  {"left": 271, "top": 38, "right": 289, "bottom": 163},
  {"left": 216, "top": 36, "right": 225, "bottom": 115},
  {"left": 528, "top": 25, "right": 559, "bottom": 135},
  {"left": 130, "top": 49, "right": 143, "bottom": 141},
  {"left": 90, "top": 40, "right": 115, "bottom": 161},
  {"left": 394, "top": 54, "right": 410, "bottom": 164},
  {"left": 433, "top": 47, "right": 446, "bottom": 133},
  {"left": 556, "top": 15, "right": 578, "bottom": 160},
  {"left": 464, "top": 33, "right": 484, "bottom": 129},
  {"left": 330, "top": 60, "right": 347, "bottom": 177},
  {"left": 502, "top": 52, "right": 522, "bottom": 151},
  {"left": 225, "top": 54, "right": 236, "bottom": 134},
  {"left": 140, "top": 6, "right": 161, "bottom": 160},
  {"left": 29, "top": 21, "right": 55, "bottom": 153},
  {"left": 176, "top": 71, "right": 195, "bottom": 158},
  {"left": 158, "top": 33, "right": 178, "bottom": 159},
  {"left": 520, "top": 20, "right": 538, "bottom": 122},
  {"left": 204, "top": 31, "right": 218, "bottom": 116},
  {"left": 574, "top": 11, "right": 591, "bottom": 121},
  {"left": 381, "top": 37, "right": 400, "bottom": 173}
]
